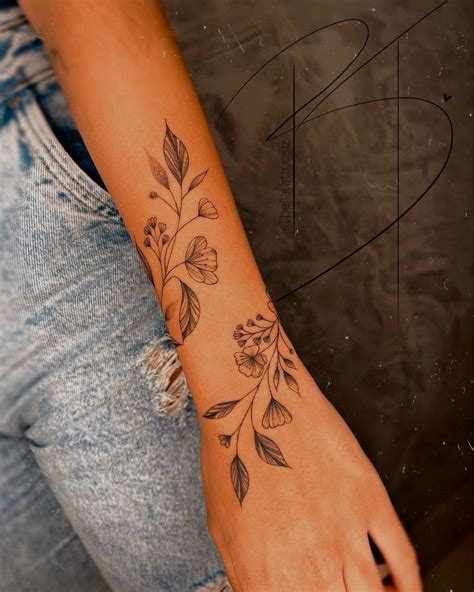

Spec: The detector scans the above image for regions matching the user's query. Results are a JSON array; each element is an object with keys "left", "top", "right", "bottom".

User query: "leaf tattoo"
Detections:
[
  {"left": 254, "top": 432, "right": 290, "bottom": 467},
  {"left": 164, "top": 121, "right": 189, "bottom": 184},
  {"left": 179, "top": 281, "right": 200, "bottom": 339},
  {"left": 147, "top": 150, "right": 170, "bottom": 190},
  {"left": 231, "top": 455, "right": 250, "bottom": 504},
  {"left": 203, "top": 298, "right": 299, "bottom": 504},
  {"left": 283, "top": 370, "right": 299, "bottom": 395},
  {"left": 273, "top": 366, "right": 280, "bottom": 389},
  {"left": 189, "top": 170, "right": 207, "bottom": 191},
  {"left": 136, "top": 122, "right": 219, "bottom": 345},
  {"left": 204, "top": 400, "right": 239, "bottom": 419}
]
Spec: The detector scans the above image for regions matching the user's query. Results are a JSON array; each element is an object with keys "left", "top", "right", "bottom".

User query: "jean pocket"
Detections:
[{"left": 12, "top": 85, "right": 121, "bottom": 221}]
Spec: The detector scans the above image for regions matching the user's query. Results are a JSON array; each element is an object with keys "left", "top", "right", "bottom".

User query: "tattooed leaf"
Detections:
[
  {"left": 147, "top": 151, "right": 170, "bottom": 189},
  {"left": 203, "top": 400, "right": 238, "bottom": 419},
  {"left": 254, "top": 432, "right": 290, "bottom": 467},
  {"left": 179, "top": 281, "right": 200, "bottom": 339},
  {"left": 273, "top": 366, "right": 280, "bottom": 390},
  {"left": 163, "top": 121, "right": 189, "bottom": 184},
  {"left": 283, "top": 370, "right": 299, "bottom": 394},
  {"left": 134, "top": 241, "right": 154, "bottom": 287},
  {"left": 283, "top": 357, "right": 296, "bottom": 369},
  {"left": 231, "top": 455, "right": 249, "bottom": 504},
  {"left": 188, "top": 170, "right": 207, "bottom": 191},
  {"left": 164, "top": 299, "right": 179, "bottom": 322},
  {"left": 161, "top": 277, "right": 183, "bottom": 345}
]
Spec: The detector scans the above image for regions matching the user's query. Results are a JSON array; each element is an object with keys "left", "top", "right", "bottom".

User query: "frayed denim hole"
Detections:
[{"left": 137, "top": 336, "right": 190, "bottom": 419}]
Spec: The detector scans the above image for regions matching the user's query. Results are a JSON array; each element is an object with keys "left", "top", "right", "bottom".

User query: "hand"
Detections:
[{"left": 200, "top": 366, "right": 421, "bottom": 592}]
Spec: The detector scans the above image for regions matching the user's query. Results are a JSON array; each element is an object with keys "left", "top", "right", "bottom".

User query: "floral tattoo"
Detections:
[
  {"left": 135, "top": 122, "right": 218, "bottom": 345},
  {"left": 203, "top": 299, "right": 299, "bottom": 505}
]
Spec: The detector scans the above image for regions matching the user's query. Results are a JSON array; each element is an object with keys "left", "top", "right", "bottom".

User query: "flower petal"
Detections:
[
  {"left": 192, "top": 248, "right": 218, "bottom": 271},
  {"left": 270, "top": 402, "right": 284, "bottom": 428},
  {"left": 234, "top": 352, "right": 251, "bottom": 365},
  {"left": 185, "top": 236, "right": 207, "bottom": 261},
  {"left": 243, "top": 345, "right": 259, "bottom": 356},
  {"left": 185, "top": 262, "right": 206, "bottom": 283},
  {"left": 238, "top": 361, "right": 255, "bottom": 377},
  {"left": 251, "top": 363, "right": 264, "bottom": 378},
  {"left": 198, "top": 198, "right": 218, "bottom": 219},
  {"left": 262, "top": 401, "right": 273, "bottom": 428},
  {"left": 200, "top": 269, "right": 218, "bottom": 285},
  {"left": 262, "top": 398, "right": 292, "bottom": 429},
  {"left": 280, "top": 403, "right": 292, "bottom": 424}
]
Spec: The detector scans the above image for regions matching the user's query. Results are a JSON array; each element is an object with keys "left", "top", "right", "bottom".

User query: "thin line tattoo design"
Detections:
[
  {"left": 135, "top": 121, "right": 218, "bottom": 345},
  {"left": 203, "top": 298, "right": 299, "bottom": 505},
  {"left": 135, "top": 122, "right": 299, "bottom": 505}
]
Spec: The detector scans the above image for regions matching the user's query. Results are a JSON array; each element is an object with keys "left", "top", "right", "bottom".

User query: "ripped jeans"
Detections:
[{"left": 0, "top": 4, "right": 227, "bottom": 591}]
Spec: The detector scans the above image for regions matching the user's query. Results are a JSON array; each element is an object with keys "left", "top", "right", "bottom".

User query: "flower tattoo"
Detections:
[
  {"left": 234, "top": 345, "right": 267, "bottom": 378},
  {"left": 135, "top": 121, "right": 218, "bottom": 345},
  {"left": 184, "top": 236, "right": 218, "bottom": 285},
  {"left": 262, "top": 397, "right": 292, "bottom": 429},
  {"left": 203, "top": 299, "right": 300, "bottom": 505}
]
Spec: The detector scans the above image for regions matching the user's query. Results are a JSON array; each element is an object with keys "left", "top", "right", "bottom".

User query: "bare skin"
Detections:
[
  {"left": 202, "top": 368, "right": 419, "bottom": 591},
  {"left": 20, "top": 1, "right": 422, "bottom": 590}
]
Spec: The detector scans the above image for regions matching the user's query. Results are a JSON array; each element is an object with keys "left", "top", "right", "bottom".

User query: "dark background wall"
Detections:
[{"left": 165, "top": 0, "right": 473, "bottom": 588}]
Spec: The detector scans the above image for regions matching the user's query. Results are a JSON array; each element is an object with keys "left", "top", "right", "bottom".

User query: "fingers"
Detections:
[
  {"left": 369, "top": 502, "right": 421, "bottom": 592},
  {"left": 343, "top": 536, "right": 384, "bottom": 592}
]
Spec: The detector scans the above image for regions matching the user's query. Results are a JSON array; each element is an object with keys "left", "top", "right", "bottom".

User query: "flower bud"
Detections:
[
  {"left": 198, "top": 198, "right": 218, "bottom": 219},
  {"left": 218, "top": 434, "right": 231, "bottom": 448}
]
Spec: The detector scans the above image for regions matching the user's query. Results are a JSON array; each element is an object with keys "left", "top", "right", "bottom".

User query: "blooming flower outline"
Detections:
[
  {"left": 198, "top": 198, "right": 218, "bottom": 219},
  {"left": 185, "top": 236, "right": 218, "bottom": 284},
  {"left": 234, "top": 345, "right": 267, "bottom": 378},
  {"left": 262, "top": 397, "right": 292, "bottom": 429}
]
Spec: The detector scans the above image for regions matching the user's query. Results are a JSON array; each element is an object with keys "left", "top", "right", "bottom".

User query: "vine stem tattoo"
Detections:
[
  {"left": 135, "top": 123, "right": 298, "bottom": 505},
  {"left": 135, "top": 121, "right": 219, "bottom": 345},
  {"left": 203, "top": 298, "right": 300, "bottom": 505}
]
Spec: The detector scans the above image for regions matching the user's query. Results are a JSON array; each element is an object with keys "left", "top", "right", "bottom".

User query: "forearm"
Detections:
[
  {"left": 19, "top": 6, "right": 422, "bottom": 589},
  {"left": 20, "top": 0, "right": 278, "bottom": 413}
]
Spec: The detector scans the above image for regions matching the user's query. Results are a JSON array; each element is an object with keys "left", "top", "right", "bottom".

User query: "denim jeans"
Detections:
[{"left": 0, "top": 4, "right": 227, "bottom": 590}]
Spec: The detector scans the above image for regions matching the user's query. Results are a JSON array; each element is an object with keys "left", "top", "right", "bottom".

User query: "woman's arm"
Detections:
[{"left": 20, "top": 1, "right": 421, "bottom": 590}]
